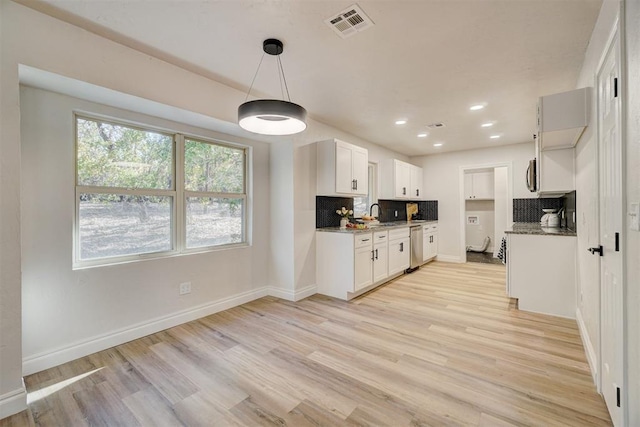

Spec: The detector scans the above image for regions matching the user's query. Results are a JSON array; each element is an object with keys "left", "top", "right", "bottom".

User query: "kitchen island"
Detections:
[{"left": 505, "top": 223, "right": 576, "bottom": 318}]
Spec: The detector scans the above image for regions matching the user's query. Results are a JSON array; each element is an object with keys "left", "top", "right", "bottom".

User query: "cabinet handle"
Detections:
[
  {"left": 361, "top": 238, "right": 370, "bottom": 242},
  {"left": 402, "top": 187, "right": 406, "bottom": 195},
  {"left": 375, "top": 249, "right": 378, "bottom": 260},
  {"left": 400, "top": 242, "right": 404, "bottom": 252},
  {"left": 352, "top": 179, "right": 356, "bottom": 190},
  {"left": 416, "top": 189, "right": 419, "bottom": 197},
  {"left": 355, "top": 179, "right": 358, "bottom": 190},
  {"left": 371, "top": 250, "right": 375, "bottom": 261}
]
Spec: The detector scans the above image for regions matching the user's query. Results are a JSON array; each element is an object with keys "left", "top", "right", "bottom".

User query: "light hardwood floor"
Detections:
[{"left": 2, "top": 262, "right": 611, "bottom": 426}]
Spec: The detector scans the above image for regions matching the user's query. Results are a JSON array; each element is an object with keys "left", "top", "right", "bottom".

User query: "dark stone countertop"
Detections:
[
  {"left": 317, "top": 220, "right": 437, "bottom": 234},
  {"left": 505, "top": 222, "right": 577, "bottom": 237}
]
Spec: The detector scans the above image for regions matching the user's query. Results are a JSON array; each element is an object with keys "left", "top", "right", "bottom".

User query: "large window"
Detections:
[
  {"left": 75, "top": 116, "right": 247, "bottom": 267},
  {"left": 184, "top": 138, "right": 245, "bottom": 249}
]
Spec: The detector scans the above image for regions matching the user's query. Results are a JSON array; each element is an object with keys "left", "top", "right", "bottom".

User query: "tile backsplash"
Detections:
[
  {"left": 316, "top": 196, "right": 353, "bottom": 228},
  {"left": 513, "top": 197, "right": 572, "bottom": 225},
  {"left": 378, "top": 199, "right": 438, "bottom": 222},
  {"left": 316, "top": 197, "right": 439, "bottom": 228}
]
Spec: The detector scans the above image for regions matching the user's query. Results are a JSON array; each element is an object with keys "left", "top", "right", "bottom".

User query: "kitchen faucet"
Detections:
[{"left": 370, "top": 203, "right": 381, "bottom": 219}]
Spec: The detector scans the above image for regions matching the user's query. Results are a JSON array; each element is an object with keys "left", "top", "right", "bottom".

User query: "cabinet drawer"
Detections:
[
  {"left": 388, "top": 227, "right": 410, "bottom": 240},
  {"left": 423, "top": 223, "right": 438, "bottom": 232},
  {"left": 373, "top": 231, "right": 388, "bottom": 243},
  {"left": 354, "top": 233, "right": 373, "bottom": 249}
]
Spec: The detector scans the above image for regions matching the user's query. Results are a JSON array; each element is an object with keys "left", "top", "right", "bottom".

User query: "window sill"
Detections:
[{"left": 72, "top": 242, "right": 250, "bottom": 270}]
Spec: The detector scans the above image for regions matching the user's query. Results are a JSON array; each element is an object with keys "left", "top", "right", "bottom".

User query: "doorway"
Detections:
[{"left": 459, "top": 163, "right": 512, "bottom": 263}]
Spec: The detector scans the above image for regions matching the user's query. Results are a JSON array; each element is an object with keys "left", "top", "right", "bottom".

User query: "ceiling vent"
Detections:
[
  {"left": 325, "top": 4, "right": 374, "bottom": 39},
  {"left": 427, "top": 122, "right": 446, "bottom": 129}
]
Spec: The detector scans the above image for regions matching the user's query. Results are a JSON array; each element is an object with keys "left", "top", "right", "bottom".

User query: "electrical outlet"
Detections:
[
  {"left": 179, "top": 282, "right": 191, "bottom": 295},
  {"left": 394, "top": 210, "right": 398, "bottom": 218}
]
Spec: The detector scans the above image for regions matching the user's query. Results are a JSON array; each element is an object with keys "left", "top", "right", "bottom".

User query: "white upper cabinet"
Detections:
[
  {"left": 317, "top": 139, "right": 368, "bottom": 197},
  {"left": 410, "top": 165, "right": 423, "bottom": 199},
  {"left": 381, "top": 159, "right": 424, "bottom": 200},
  {"left": 538, "top": 87, "right": 590, "bottom": 150},
  {"left": 464, "top": 171, "right": 494, "bottom": 200}
]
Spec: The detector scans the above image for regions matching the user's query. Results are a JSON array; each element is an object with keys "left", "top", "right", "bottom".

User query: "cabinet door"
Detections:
[
  {"left": 351, "top": 147, "right": 368, "bottom": 196},
  {"left": 373, "top": 243, "right": 388, "bottom": 283},
  {"left": 430, "top": 232, "right": 438, "bottom": 259},
  {"left": 423, "top": 233, "right": 430, "bottom": 262},
  {"left": 388, "top": 237, "right": 410, "bottom": 275},
  {"left": 394, "top": 161, "right": 411, "bottom": 198},
  {"left": 335, "top": 142, "right": 354, "bottom": 194},
  {"left": 464, "top": 174, "right": 474, "bottom": 199},
  {"left": 472, "top": 172, "right": 494, "bottom": 199},
  {"left": 410, "top": 165, "right": 423, "bottom": 199},
  {"left": 354, "top": 245, "right": 374, "bottom": 291}
]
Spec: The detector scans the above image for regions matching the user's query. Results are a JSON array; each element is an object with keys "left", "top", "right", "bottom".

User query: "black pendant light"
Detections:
[{"left": 238, "top": 39, "right": 307, "bottom": 136}]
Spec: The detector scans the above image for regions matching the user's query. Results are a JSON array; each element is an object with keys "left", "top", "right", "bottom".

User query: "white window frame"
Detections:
[
  {"left": 73, "top": 113, "right": 249, "bottom": 269},
  {"left": 180, "top": 135, "right": 248, "bottom": 253}
]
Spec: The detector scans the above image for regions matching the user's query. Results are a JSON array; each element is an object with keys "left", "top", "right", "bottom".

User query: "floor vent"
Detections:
[{"left": 325, "top": 4, "right": 374, "bottom": 39}]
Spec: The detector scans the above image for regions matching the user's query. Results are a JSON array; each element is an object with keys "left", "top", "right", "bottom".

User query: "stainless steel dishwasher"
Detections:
[{"left": 407, "top": 225, "right": 423, "bottom": 273}]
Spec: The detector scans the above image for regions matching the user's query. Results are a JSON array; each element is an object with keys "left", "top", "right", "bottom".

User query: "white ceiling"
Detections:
[{"left": 21, "top": 0, "right": 602, "bottom": 155}]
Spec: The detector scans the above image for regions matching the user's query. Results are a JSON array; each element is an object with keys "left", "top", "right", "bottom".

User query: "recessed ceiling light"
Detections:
[
  {"left": 490, "top": 135, "right": 500, "bottom": 139},
  {"left": 395, "top": 119, "right": 407, "bottom": 125},
  {"left": 433, "top": 143, "right": 443, "bottom": 147},
  {"left": 470, "top": 104, "right": 485, "bottom": 111},
  {"left": 417, "top": 133, "right": 428, "bottom": 138},
  {"left": 481, "top": 122, "right": 494, "bottom": 127}
]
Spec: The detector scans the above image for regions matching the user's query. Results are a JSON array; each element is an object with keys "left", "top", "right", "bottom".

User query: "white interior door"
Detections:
[{"left": 597, "top": 29, "right": 624, "bottom": 426}]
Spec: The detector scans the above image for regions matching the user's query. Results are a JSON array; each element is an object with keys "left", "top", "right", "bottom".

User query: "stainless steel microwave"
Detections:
[{"left": 527, "top": 159, "right": 537, "bottom": 192}]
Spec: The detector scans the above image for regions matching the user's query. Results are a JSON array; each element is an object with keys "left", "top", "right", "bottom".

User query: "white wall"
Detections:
[
  {"left": 412, "top": 143, "right": 533, "bottom": 261},
  {"left": 465, "top": 200, "right": 495, "bottom": 252},
  {"left": 0, "top": 3, "right": 412, "bottom": 413},
  {"left": 269, "top": 141, "right": 295, "bottom": 297},
  {"left": 19, "top": 86, "right": 271, "bottom": 372},
  {"left": 0, "top": 0, "right": 26, "bottom": 418},
  {"left": 573, "top": 1, "right": 640, "bottom": 422},
  {"left": 573, "top": 0, "right": 620, "bottom": 389},
  {"left": 623, "top": 0, "right": 640, "bottom": 422},
  {"left": 494, "top": 167, "right": 509, "bottom": 257}
]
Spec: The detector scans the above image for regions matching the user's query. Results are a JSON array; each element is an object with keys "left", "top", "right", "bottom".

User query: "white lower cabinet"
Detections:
[
  {"left": 316, "top": 228, "right": 406, "bottom": 300},
  {"left": 422, "top": 223, "right": 438, "bottom": 263},
  {"left": 506, "top": 233, "right": 576, "bottom": 318},
  {"left": 373, "top": 232, "right": 389, "bottom": 283},
  {"left": 388, "top": 228, "right": 410, "bottom": 276},
  {"left": 354, "top": 238, "right": 374, "bottom": 292}
]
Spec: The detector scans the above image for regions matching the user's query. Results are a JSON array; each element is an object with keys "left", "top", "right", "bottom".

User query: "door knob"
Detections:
[{"left": 588, "top": 246, "right": 603, "bottom": 256}]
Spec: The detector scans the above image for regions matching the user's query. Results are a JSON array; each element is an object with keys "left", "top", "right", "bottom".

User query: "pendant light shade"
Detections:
[
  {"left": 238, "top": 99, "right": 307, "bottom": 135},
  {"left": 238, "top": 39, "right": 307, "bottom": 136}
]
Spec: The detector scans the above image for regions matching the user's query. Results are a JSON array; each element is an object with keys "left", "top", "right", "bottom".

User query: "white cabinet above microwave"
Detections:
[{"left": 537, "top": 87, "right": 590, "bottom": 150}]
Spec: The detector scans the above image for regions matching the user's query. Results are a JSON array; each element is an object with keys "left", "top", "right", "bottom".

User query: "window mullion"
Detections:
[
  {"left": 184, "top": 190, "right": 246, "bottom": 199},
  {"left": 175, "top": 134, "right": 185, "bottom": 253},
  {"left": 76, "top": 186, "right": 176, "bottom": 197}
]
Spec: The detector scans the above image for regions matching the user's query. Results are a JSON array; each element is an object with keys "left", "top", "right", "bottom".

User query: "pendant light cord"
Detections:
[
  {"left": 244, "top": 52, "right": 266, "bottom": 102},
  {"left": 277, "top": 55, "right": 292, "bottom": 102}
]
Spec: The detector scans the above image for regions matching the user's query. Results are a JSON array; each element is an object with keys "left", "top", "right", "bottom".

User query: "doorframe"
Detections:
[
  {"left": 458, "top": 162, "right": 513, "bottom": 263},
  {"left": 595, "top": 14, "right": 627, "bottom": 425}
]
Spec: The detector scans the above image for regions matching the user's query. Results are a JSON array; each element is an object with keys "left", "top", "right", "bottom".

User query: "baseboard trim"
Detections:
[
  {"left": 435, "top": 254, "right": 463, "bottom": 263},
  {"left": 23, "top": 287, "right": 269, "bottom": 376},
  {"left": 0, "top": 381, "right": 27, "bottom": 420},
  {"left": 268, "top": 284, "right": 317, "bottom": 302},
  {"left": 576, "top": 307, "right": 599, "bottom": 389}
]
